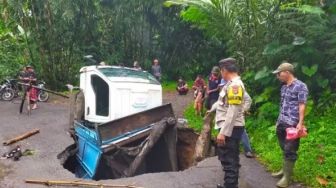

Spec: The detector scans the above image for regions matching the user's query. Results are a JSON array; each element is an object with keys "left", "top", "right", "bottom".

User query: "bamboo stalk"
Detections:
[
  {"left": 18, "top": 82, "right": 69, "bottom": 98},
  {"left": 3, "top": 129, "right": 40, "bottom": 146},
  {"left": 25, "top": 179, "right": 143, "bottom": 188}
]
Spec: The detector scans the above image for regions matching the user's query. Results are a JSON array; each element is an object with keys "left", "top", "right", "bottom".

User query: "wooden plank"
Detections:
[
  {"left": 96, "top": 104, "right": 174, "bottom": 144},
  {"left": 3, "top": 129, "right": 40, "bottom": 146},
  {"left": 25, "top": 179, "right": 143, "bottom": 187}
]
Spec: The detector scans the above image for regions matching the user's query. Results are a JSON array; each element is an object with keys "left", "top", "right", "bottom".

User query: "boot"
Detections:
[
  {"left": 272, "top": 161, "right": 284, "bottom": 178},
  {"left": 272, "top": 168, "right": 283, "bottom": 178},
  {"left": 276, "top": 160, "right": 295, "bottom": 188}
]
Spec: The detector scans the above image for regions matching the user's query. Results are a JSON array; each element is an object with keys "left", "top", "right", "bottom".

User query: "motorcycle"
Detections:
[
  {"left": 4, "top": 79, "right": 49, "bottom": 102},
  {"left": 8, "top": 79, "right": 20, "bottom": 97},
  {"left": 0, "top": 79, "right": 15, "bottom": 101},
  {"left": 37, "top": 81, "right": 49, "bottom": 102}
]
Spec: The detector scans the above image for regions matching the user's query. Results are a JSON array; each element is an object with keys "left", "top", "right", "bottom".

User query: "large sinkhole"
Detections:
[{"left": 58, "top": 124, "right": 202, "bottom": 180}]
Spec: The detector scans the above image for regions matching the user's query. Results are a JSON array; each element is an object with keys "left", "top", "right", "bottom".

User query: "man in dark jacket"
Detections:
[{"left": 206, "top": 66, "right": 220, "bottom": 110}]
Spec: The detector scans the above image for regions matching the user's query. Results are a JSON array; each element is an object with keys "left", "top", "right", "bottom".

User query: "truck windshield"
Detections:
[{"left": 98, "top": 67, "right": 160, "bottom": 85}]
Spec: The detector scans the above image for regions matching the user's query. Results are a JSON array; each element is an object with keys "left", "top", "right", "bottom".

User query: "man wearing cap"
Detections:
[
  {"left": 208, "top": 58, "right": 249, "bottom": 188},
  {"left": 218, "top": 78, "right": 254, "bottom": 158},
  {"left": 206, "top": 66, "right": 221, "bottom": 110},
  {"left": 271, "top": 61, "right": 308, "bottom": 188},
  {"left": 22, "top": 65, "right": 38, "bottom": 110}
]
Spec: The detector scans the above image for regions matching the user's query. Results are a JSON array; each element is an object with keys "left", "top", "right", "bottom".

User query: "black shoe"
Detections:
[{"left": 245, "top": 151, "right": 255, "bottom": 158}]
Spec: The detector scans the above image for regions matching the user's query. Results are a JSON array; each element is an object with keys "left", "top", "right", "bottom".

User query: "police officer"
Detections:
[{"left": 208, "top": 58, "right": 249, "bottom": 188}]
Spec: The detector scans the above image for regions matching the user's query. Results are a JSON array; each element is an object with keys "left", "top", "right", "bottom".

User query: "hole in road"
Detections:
[{"left": 58, "top": 127, "right": 200, "bottom": 180}]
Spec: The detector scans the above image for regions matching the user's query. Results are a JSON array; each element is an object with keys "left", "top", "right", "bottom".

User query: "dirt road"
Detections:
[
  {"left": 163, "top": 91, "right": 193, "bottom": 118},
  {"left": 0, "top": 93, "right": 303, "bottom": 188}
]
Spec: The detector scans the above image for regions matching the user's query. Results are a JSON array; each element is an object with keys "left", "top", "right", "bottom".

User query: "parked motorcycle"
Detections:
[
  {"left": 2, "top": 79, "right": 49, "bottom": 102},
  {"left": 0, "top": 79, "right": 15, "bottom": 101},
  {"left": 8, "top": 79, "right": 20, "bottom": 97},
  {"left": 37, "top": 81, "right": 49, "bottom": 102}
]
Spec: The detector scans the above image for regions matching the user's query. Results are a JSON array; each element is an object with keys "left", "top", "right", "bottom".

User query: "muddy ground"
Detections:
[{"left": 0, "top": 91, "right": 304, "bottom": 188}]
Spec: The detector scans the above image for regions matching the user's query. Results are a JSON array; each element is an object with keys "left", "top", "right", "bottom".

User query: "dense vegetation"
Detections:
[
  {"left": 168, "top": 0, "right": 336, "bottom": 187},
  {"left": 166, "top": 0, "right": 336, "bottom": 107},
  {"left": 0, "top": 0, "right": 226, "bottom": 89},
  {"left": 184, "top": 101, "right": 336, "bottom": 188},
  {"left": 1, "top": 0, "right": 336, "bottom": 187}
]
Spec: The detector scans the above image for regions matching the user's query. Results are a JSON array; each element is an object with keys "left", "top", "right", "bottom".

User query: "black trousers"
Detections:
[
  {"left": 206, "top": 98, "right": 217, "bottom": 110},
  {"left": 276, "top": 124, "right": 300, "bottom": 162},
  {"left": 217, "top": 127, "right": 244, "bottom": 188}
]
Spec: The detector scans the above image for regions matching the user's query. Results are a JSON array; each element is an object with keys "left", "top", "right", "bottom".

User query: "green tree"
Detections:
[
  {"left": 1, "top": 0, "right": 227, "bottom": 89},
  {"left": 165, "top": 0, "right": 336, "bottom": 107}
]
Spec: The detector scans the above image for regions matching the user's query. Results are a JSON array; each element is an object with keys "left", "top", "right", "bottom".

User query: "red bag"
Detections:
[{"left": 286, "top": 126, "right": 308, "bottom": 140}]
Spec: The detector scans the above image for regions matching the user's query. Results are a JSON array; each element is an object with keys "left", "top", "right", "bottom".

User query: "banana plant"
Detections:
[{"left": 164, "top": 0, "right": 275, "bottom": 65}]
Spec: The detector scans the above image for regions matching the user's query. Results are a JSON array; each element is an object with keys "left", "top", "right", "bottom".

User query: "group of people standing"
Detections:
[
  {"left": 177, "top": 58, "right": 308, "bottom": 188},
  {"left": 132, "top": 58, "right": 162, "bottom": 82},
  {"left": 188, "top": 63, "right": 255, "bottom": 156},
  {"left": 176, "top": 67, "right": 221, "bottom": 109}
]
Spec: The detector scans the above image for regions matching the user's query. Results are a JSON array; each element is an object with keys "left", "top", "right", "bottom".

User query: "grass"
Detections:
[
  {"left": 184, "top": 104, "right": 218, "bottom": 138},
  {"left": 246, "top": 107, "right": 336, "bottom": 188},
  {"left": 162, "top": 80, "right": 194, "bottom": 92},
  {"left": 184, "top": 99, "right": 336, "bottom": 188},
  {"left": 184, "top": 104, "right": 204, "bottom": 133}
]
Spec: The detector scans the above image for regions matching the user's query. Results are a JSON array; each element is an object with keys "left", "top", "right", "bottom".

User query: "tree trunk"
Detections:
[{"left": 193, "top": 114, "right": 213, "bottom": 163}]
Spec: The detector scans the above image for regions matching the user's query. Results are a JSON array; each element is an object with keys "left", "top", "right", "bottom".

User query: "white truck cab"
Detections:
[{"left": 79, "top": 65, "right": 162, "bottom": 124}]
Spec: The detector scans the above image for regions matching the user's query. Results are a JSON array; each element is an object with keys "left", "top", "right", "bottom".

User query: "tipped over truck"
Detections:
[{"left": 62, "top": 65, "right": 178, "bottom": 179}]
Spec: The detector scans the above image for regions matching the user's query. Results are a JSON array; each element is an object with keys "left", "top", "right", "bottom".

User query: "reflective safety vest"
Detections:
[{"left": 227, "top": 84, "right": 244, "bottom": 105}]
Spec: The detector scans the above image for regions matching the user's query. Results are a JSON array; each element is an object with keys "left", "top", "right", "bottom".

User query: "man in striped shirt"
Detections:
[{"left": 272, "top": 61, "right": 309, "bottom": 188}]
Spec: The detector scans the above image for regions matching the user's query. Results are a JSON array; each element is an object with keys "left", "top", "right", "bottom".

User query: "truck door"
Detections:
[{"left": 85, "top": 72, "right": 110, "bottom": 123}]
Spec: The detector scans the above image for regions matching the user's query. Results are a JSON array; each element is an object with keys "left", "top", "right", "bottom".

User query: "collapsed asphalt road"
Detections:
[{"left": 0, "top": 94, "right": 304, "bottom": 188}]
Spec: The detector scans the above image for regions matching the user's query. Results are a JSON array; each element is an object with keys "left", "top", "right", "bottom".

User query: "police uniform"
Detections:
[{"left": 211, "top": 76, "right": 250, "bottom": 188}]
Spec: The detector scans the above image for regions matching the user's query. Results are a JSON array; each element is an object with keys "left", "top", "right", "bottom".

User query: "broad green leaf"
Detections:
[
  {"left": 262, "top": 42, "right": 280, "bottom": 55},
  {"left": 163, "top": 1, "right": 174, "bottom": 7},
  {"left": 254, "top": 96, "right": 265, "bottom": 104},
  {"left": 298, "top": 5, "right": 325, "bottom": 16},
  {"left": 317, "top": 79, "right": 329, "bottom": 88},
  {"left": 254, "top": 87, "right": 276, "bottom": 104},
  {"left": 263, "top": 42, "right": 293, "bottom": 56},
  {"left": 255, "top": 67, "right": 269, "bottom": 80},
  {"left": 301, "top": 65, "right": 318, "bottom": 77}
]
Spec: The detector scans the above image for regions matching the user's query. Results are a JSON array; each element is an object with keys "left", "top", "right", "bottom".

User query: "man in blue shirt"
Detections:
[
  {"left": 206, "top": 66, "right": 220, "bottom": 110},
  {"left": 272, "top": 61, "right": 309, "bottom": 188}
]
